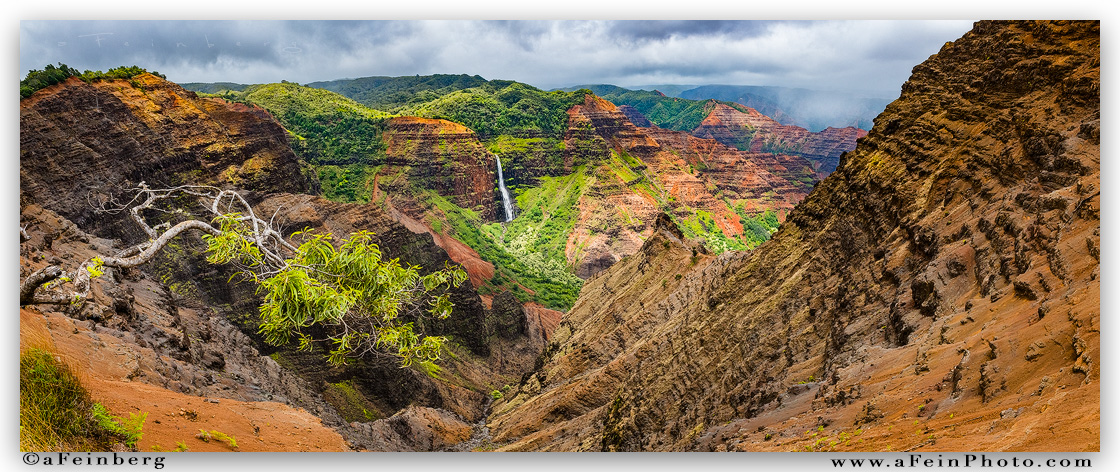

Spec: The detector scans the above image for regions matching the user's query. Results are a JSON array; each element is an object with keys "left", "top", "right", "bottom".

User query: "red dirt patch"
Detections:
[{"left": 20, "top": 309, "right": 349, "bottom": 452}]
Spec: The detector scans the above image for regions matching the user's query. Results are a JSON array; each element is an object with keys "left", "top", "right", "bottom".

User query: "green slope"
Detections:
[
  {"left": 309, "top": 75, "right": 590, "bottom": 139},
  {"left": 208, "top": 80, "right": 587, "bottom": 310},
  {"left": 205, "top": 82, "right": 392, "bottom": 203},
  {"left": 559, "top": 84, "right": 752, "bottom": 132},
  {"left": 308, "top": 74, "right": 493, "bottom": 113}
]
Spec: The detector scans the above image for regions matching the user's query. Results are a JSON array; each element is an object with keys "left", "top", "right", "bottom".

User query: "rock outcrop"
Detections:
[
  {"left": 19, "top": 204, "right": 352, "bottom": 451},
  {"left": 19, "top": 73, "right": 309, "bottom": 236},
  {"left": 383, "top": 116, "right": 500, "bottom": 220},
  {"left": 557, "top": 95, "right": 816, "bottom": 277},
  {"left": 488, "top": 20, "right": 1099, "bottom": 452},
  {"left": 691, "top": 102, "right": 868, "bottom": 177}
]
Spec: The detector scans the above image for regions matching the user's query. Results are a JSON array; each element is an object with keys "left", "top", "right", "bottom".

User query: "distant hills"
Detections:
[
  {"left": 680, "top": 85, "right": 892, "bottom": 131},
  {"left": 562, "top": 83, "right": 891, "bottom": 132},
  {"left": 178, "top": 81, "right": 250, "bottom": 93}
]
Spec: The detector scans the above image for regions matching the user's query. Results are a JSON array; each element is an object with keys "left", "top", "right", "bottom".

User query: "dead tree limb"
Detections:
[{"left": 20, "top": 184, "right": 290, "bottom": 307}]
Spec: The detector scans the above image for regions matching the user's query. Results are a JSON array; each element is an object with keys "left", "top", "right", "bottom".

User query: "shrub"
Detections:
[
  {"left": 196, "top": 430, "right": 238, "bottom": 450},
  {"left": 21, "top": 64, "right": 165, "bottom": 99},
  {"left": 20, "top": 63, "right": 80, "bottom": 99}
]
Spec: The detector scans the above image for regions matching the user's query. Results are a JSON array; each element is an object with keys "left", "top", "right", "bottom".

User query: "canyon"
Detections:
[
  {"left": 19, "top": 19, "right": 1099, "bottom": 453},
  {"left": 488, "top": 20, "right": 1100, "bottom": 451}
]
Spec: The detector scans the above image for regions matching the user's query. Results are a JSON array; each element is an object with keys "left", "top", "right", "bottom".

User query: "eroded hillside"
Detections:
[
  {"left": 487, "top": 20, "right": 1100, "bottom": 452},
  {"left": 219, "top": 79, "right": 843, "bottom": 312},
  {"left": 19, "top": 74, "right": 555, "bottom": 451}
]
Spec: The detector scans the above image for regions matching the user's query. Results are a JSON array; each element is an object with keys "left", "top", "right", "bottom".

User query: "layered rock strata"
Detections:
[
  {"left": 19, "top": 73, "right": 308, "bottom": 236},
  {"left": 691, "top": 102, "right": 868, "bottom": 177},
  {"left": 559, "top": 95, "right": 815, "bottom": 277},
  {"left": 19, "top": 74, "right": 552, "bottom": 451},
  {"left": 489, "top": 20, "right": 1100, "bottom": 452},
  {"left": 383, "top": 116, "right": 500, "bottom": 220}
]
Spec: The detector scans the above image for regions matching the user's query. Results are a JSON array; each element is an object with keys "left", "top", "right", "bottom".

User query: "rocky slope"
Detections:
[
  {"left": 555, "top": 94, "right": 815, "bottom": 277},
  {"left": 382, "top": 116, "right": 501, "bottom": 221},
  {"left": 691, "top": 102, "right": 868, "bottom": 177},
  {"left": 19, "top": 73, "right": 309, "bottom": 235},
  {"left": 19, "top": 204, "right": 351, "bottom": 451},
  {"left": 487, "top": 20, "right": 1099, "bottom": 452},
  {"left": 19, "top": 74, "right": 554, "bottom": 451}
]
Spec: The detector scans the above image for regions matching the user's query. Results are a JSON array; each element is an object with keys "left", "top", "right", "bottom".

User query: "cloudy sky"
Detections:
[{"left": 19, "top": 19, "right": 978, "bottom": 98}]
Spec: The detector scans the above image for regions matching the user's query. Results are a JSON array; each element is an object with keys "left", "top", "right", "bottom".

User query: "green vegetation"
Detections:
[
  {"left": 204, "top": 219, "right": 467, "bottom": 368},
  {"left": 676, "top": 210, "right": 749, "bottom": 254},
  {"left": 91, "top": 404, "right": 147, "bottom": 449},
  {"left": 206, "top": 82, "right": 393, "bottom": 202},
  {"left": 190, "top": 75, "right": 789, "bottom": 312},
  {"left": 196, "top": 429, "right": 238, "bottom": 450},
  {"left": 422, "top": 178, "right": 585, "bottom": 310},
  {"left": 239, "top": 82, "right": 391, "bottom": 122},
  {"left": 21, "top": 63, "right": 165, "bottom": 99},
  {"left": 663, "top": 205, "right": 780, "bottom": 255},
  {"left": 238, "top": 82, "right": 391, "bottom": 166},
  {"left": 309, "top": 74, "right": 493, "bottom": 113},
  {"left": 485, "top": 135, "right": 568, "bottom": 188},
  {"left": 316, "top": 164, "right": 380, "bottom": 203},
  {"left": 738, "top": 209, "right": 782, "bottom": 249},
  {"left": 402, "top": 82, "right": 588, "bottom": 138},
  {"left": 323, "top": 380, "right": 382, "bottom": 422},
  {"left": 150, "top": 441, "right": 190, "bottom": 452},
  {"left": 20, "top": 348, "right": 145, "bottom": 451},
  {"left": 179, "top": 82, "right": 250, "bottom": 94},
  {"left": 310, "top": 74, "right": 590, "bottom": 138},
  {"left": 575, "top": 85, "right": 752, "bottom": 132},
  {"left": 20, "top": 63, "right": 80, "bottom": 99}
]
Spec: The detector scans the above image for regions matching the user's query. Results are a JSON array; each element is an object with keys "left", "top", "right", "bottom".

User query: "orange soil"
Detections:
[{"left": 20, "top": 309, "right": 349, "bottom": 452}]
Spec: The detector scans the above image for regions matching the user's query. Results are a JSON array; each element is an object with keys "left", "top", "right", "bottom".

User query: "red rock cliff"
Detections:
[
  {"left": 559, "top": 94, "right": 820, "bottom": 278},
  {"left": 693, "top": 102, "right": 867, "bottom": 177}
]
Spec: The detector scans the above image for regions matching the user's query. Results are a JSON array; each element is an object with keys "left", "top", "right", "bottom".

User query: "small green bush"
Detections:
[
  {"left": 21, "top": 63, "right": 164, "bottom": 99},
  {"left": 196, "top": 429, "right": 238, "bottom": 450}
]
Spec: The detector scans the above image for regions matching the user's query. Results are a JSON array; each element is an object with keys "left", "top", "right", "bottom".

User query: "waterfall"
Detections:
[{"left": 497, "top": 156, "right": 515, "bottom": 222}]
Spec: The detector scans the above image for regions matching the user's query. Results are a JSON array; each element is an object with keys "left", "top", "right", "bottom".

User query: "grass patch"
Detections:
[
  {"left": 196, "top": 429, "right": 238, "bottom": 450},
  {"left": 736, "top": 208, "right": 782, "bottom": 249},
  {"left": 316, "top": 164, "right": 380, "bottom": 203},
  {"left": 322, "top": 380, "right": 383, "bottom": 423},
  {"left": 675, "top": 210, "right": 748, "bottom": 254},
  {"left": 20, "top": 348, "right": 144, "bottom": 451}
]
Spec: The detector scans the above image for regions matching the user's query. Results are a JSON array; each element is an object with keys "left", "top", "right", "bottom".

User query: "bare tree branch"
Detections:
[
  {"left": 21, "top": 183, "right": 467, "bottom": 367},
  {"left": 20, "top": 265, "right": 62, "bottom": 306},
  {"left": 20, "top": 185, "right": 286, "bottom": 307}
]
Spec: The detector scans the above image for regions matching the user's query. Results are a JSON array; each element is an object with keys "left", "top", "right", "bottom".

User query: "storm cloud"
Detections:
[{"left": 19, "top": 20, "right": 974, "bottom": 98}]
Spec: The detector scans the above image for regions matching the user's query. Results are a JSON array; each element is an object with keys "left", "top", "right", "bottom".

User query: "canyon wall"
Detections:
[
  {"left": 20, "top": 73, "right": 309, "bottom": 236},
  {"left": 383, "top": 116, "right": 501, "bottom": 220},
  {"left": 488, "top": 20, "right": 1100, "bottom": 452},
  {"left": 691, "top": 102, "right": 867, "bottom": 177},
  {"left": 19, "top": 74, "right": 550, "bottom": 451}
]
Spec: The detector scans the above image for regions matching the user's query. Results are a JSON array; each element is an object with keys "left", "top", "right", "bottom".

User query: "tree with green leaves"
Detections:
[{"left": 20, "top": 184, "right": 466, "bottom": 369}]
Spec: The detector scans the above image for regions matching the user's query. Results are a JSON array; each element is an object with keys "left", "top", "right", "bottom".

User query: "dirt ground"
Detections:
[{"left": 21, "top": 308, "right": 350, "bottom": 452}]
